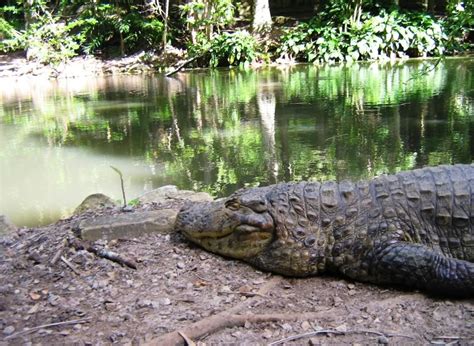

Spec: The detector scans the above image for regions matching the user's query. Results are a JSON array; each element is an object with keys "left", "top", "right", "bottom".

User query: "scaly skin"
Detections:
[{"left": 175, "top": 164, "right": 474, "bottom": 296}]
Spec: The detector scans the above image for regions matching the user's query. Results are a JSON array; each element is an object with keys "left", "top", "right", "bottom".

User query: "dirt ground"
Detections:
[{"left": 1, "top": 202, "right": 473, "bottom": 345}]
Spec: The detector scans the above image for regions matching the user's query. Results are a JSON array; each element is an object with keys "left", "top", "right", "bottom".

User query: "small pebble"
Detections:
[
  {"left": 301, "top": 320, "right": 311, "bottom": 331},
  {"left": 159, "top": 297, "right": 171, "bottom": 306},
  {"left": 281, "top": 323, "right": 292, "bottom": 332},
  {"left": 3, "top": 325, "right": 15, "bottom": 335},
  {"left": 176, "top": 262, "right": 185, "bottom": 269},
  {"left": 378, "top": 335, "right": 389, "bottom": 344},
  {"left": 262, "top": 329, "right": 273, "bottom": 339}
]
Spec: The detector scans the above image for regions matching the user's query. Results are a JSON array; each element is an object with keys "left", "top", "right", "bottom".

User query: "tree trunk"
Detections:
[
  {"left": 162, "top": 0, "right": 169, "bottom": 50},
  {"left": 24, "top": 0, "right": 38, "bottom": 30},
  {"left": 252, "top": 0, "right": 272, "bottom": 33}
]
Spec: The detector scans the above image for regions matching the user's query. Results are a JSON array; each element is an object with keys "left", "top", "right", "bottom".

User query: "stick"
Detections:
[
  {"left": 90, "top": 245, "right": 137, "bottom": 269},
  {"left": 4, "top": 318, "right": 91, "bottom": 340},
  {"left": 69, "top": 238, "right": 137, "bottom": 269},
  {"left": 165, "top": 56, "right": 199, "bottom": 77},
  {"left": 110, "top": 165, "right": 127, "bottom": 207},
  {"left": 60, "top": 256, "right": 81, "bottom": 275},
  {"left": 50, "top": 239, "right": 67, "bottom": 265},
  {"left": 218, "top": 291, "right": 268, "bottom": 298}
]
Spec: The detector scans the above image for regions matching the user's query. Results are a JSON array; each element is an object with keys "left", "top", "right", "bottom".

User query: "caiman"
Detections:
[{"left": 175, "top": 164, "right": 474, "bottom": 296}]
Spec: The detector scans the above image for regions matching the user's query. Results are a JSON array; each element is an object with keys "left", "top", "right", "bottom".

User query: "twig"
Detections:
[
  {"left": 218, "top": 291, "right": 268, "bottom": 298},
  {"left": 69, "top": 238, "right": 137, "bottom": 269},
  {"left": 91, "top": 245, "right": 137, "bottom": 269},
  {"left": 4, "top": 317, "right": 91, "bottom": 340},
  {"left": 60, "top": 256, "right": 81, "bottom": 275},
  {"left": 433, "top": 336, "right": 461, "bottom": 340},
  {"left": 268, "top": 328, "right": 415, "bottom": 345},
  {"left": 269, "top": 329, "right": 344, "bottom": 345},
  {"left": 12, "top": 230, "right": 46, "bottom": 250},
  {"left": 165, "top": 56, "right": 199, "bottom": 77},
  {"left": 50, "top": 238, "right": 67, "bottom": 265},
  {"left": 110, "top": 165, "right": 127, "bottom": 207}
]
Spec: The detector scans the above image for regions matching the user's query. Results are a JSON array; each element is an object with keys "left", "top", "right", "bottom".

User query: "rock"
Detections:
[
  {"left": 74, "top": 194, "right": 118, "bottom": 215},
  {"left": 137, "top": 186, "right": 213, "bottom": 205},
  {"left": 0, "top": 215, "right": 17, "bottom": 234},
  {"left": 77, "top": 209, "right": 178, "bottom": 241}
]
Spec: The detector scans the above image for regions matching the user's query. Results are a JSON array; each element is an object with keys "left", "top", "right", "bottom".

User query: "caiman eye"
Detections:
[{"left": 225, "top": 199, "right": 240, "bottom": 211}]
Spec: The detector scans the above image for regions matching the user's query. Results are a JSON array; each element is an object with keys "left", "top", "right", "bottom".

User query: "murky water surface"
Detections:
[{"left": 1, "top": 59, "right": 473, "bottom": 226}]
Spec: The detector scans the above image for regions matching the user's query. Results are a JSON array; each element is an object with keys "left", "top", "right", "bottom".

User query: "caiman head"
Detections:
[
  {"left": 174, "top": 185, "right": 323, "bottom": 276},
  {"left": 175, "top": 187, "right": 274, "bottom": 260}
]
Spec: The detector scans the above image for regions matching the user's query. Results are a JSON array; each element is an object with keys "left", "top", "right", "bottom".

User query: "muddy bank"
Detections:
[
  {"left": 0, "top": 49, "right": 185, "bottom": 80},
  {"left": 0, "top": 192, "right": 473, "bottom": 344}
]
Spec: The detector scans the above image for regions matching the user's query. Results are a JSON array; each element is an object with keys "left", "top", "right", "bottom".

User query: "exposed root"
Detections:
[{"left": 147, "top": 276, "right": 283, "bottom": 345}]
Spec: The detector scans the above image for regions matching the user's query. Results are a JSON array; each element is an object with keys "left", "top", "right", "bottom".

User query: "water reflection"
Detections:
[{"left": 0, "top": 59, "right": 473, "bottom": 227}]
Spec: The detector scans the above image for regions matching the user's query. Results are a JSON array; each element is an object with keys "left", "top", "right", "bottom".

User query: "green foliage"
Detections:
[
  {"left": 73, "top": 4, "right": 164, "bottom": 55},
  {"left": 0, "top": 17, "right": 23, "bottom": 52},
  {"left": 180, "top": 0, "right": 235, "bottom": 38},
  {"left": 0, "top": 0, "right": 473, "bottom": 66},
  {"left": 279, "top": 8, "right": 450, "bottom": 64},
  {"left": 208, "top": 31, "right": 258, "bottom": 67},
  {"left": 443, "top": 0, "right": 474, "bottom": 52},
  {"left": 24, "top": 17, "right": 81, "bottom": 64}
]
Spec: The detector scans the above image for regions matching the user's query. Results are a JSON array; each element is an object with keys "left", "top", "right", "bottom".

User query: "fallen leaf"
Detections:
[{"left": 29, "top": 292, "right": 41, "bottom": 300}]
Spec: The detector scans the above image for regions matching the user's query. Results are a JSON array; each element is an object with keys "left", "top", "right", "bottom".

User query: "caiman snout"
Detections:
[{"left": 175, "top": 194, "right": 275, "bottom": 259}]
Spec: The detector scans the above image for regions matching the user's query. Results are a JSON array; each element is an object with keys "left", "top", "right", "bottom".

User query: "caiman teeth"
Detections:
[
  {"left": 183, "top": 227, "right": 233, "bottom": 239},
  {"left": 235, "top": 225, "right": 261, "bottom": 233}
]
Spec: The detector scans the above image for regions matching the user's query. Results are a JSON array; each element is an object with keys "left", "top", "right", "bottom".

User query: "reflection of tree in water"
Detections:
[
  {"left": 1, "top": 60, "right": 473, "bottom": 200},
  {"left": 258, "top": 90, "right": 278, "bottom": 184}
]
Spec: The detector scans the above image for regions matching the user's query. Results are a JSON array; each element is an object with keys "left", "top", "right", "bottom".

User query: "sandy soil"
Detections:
[{"left": 0, "top": 203, "right": 473, "bottom": 345}]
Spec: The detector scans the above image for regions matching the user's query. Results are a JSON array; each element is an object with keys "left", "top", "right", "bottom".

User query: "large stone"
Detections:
[
  {"left": 0, "top": 215, "right": 17, "bottom": 234},
  {"left": 74, "top": 193, "right": 118, "bottom": 215},
  {"left": 77, "top": 209, "right": 178, "bottom": 241},
  {"left": 137, "top": 186, "right": 213, "bottom": 205}
]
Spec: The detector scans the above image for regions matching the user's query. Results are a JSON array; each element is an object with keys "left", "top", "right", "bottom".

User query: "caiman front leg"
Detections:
[{"left": 361, "top": 242, "right": 474, "bottom": 297}]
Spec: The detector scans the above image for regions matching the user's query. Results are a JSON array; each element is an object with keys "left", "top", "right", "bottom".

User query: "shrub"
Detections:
[
  {"left": 24, "top": 18, "right": 81, "bottom": 64},
  {"left": 278, "top": 9, "right": 450, "bottom": 64},
  {"left": 208, "top": 31, "right": 258, "bottom": 67},
  {"left": 73, "top": 4, "right": 164, "bottom": 55}
]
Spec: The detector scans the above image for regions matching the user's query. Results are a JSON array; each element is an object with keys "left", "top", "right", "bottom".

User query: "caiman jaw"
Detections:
[{"left": 175, "top": 199, "right": 275, "bottom": 259}]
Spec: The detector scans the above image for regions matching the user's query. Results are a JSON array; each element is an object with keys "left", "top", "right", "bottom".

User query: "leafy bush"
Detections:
[
  {"left": 443, "top": 1, "right": 474, "bottom": 52},
  {"left": 0, "top": 5, "right": 25, "bottom": 52},
  {"left": 278, "top": 9, "right": 450, "bottom": 64},
  {"left": 208, "top": 31, "right": 258, "bottom": 67},
  {"left": 0, "top": 17, "right": 24, "bottom": 52},
  {"left": 73, "top": 4, "right": 163, "bottom": 55}
]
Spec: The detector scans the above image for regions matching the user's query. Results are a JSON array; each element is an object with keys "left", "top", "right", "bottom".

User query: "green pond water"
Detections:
[{"left": 0, "top": 59, "right": 473, "bottom": 227}]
